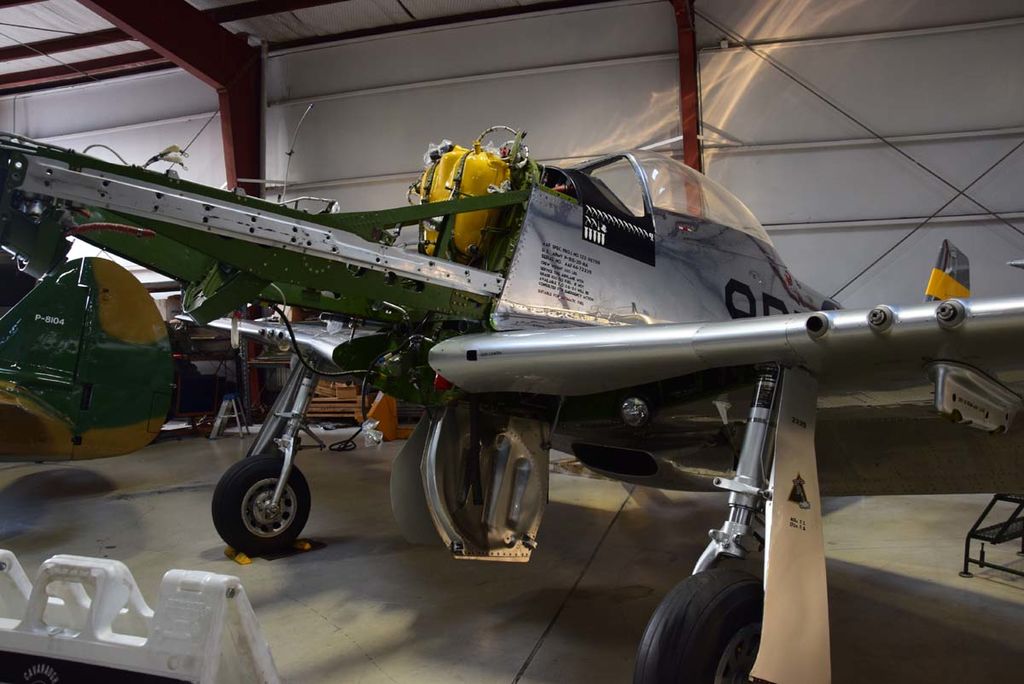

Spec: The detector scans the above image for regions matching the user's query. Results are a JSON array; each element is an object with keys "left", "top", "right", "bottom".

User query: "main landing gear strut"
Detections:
[
  {"left": 635, "top": 366, "right": 832, "bottom": 684},
  {"left": 212, "top": 356, "right": 318, "bottom": 556}
]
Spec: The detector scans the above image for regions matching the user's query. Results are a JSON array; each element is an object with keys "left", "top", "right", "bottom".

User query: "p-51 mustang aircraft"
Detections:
[{"left": 1, "top": 127, "right": 1022, "bottom": 683}]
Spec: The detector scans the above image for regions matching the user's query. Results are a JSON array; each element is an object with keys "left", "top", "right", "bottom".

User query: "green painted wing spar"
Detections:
[{"left": 0, "top": 134, "right": 534, "bottom": 326}]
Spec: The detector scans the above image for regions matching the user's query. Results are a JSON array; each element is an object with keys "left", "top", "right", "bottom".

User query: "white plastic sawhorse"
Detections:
[{"left": 0, "top": 550, "right": 279, "bottom": 683}]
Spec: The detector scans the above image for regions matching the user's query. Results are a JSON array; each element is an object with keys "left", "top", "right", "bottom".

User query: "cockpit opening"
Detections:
[
  {"left": 411, "top": 134, "right": 773, "bottom": 272},
  {"left": 543, "top": 151, "right": 773, "bottom": 245}
]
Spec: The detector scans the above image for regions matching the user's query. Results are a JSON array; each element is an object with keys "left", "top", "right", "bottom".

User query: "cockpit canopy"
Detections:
[{"left": 562, "top": 151, "right": 772, "bottom": 244}]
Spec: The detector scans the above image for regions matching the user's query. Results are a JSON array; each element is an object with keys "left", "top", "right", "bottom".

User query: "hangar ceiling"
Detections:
[{"left": 0, "top": 0, "right": 619, "bottom": 91}]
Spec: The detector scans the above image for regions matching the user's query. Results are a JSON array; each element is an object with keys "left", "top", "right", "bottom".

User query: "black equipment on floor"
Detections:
[{"left": 960, "top": 493, "right": 1024, "bottom": 579}]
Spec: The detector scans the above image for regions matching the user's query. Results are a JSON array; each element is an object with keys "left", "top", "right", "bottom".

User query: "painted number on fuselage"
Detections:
[{"left": 725, "top": 278, "right": 789, "bottom": 318}]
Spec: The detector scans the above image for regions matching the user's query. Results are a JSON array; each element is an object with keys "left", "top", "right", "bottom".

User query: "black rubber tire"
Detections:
[
  {"left": 211, "top": 455, "right": 311, "bottom": 556},
  {"left": 634, "top": 568, "right": 764, "bottom": 684}
]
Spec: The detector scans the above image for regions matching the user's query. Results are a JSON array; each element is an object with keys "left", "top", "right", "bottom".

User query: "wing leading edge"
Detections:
[{"left": 429, "top": 297, "right": 1024, "bottom": 399}]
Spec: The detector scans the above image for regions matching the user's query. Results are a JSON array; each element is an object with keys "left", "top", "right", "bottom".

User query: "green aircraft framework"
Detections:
[{"left": 0, "top": 133, "right": 550, "bottom": 414}]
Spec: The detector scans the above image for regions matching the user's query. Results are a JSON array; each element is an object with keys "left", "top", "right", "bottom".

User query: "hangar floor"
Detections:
[{"left": 0, "top": 429, "right": 1021, "bottom": 683}]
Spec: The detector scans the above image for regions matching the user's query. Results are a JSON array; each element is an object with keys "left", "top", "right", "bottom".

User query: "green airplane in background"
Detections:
[{"left": 0, "top": 256, "right": 172, "bottom": 460}]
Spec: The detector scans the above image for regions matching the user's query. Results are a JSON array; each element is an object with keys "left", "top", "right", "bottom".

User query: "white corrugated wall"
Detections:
[
  {"left": 263, "top": 0, "right": 683, "bottom": 207},
  {"left": 696, "top": 0, "right": 1024, "bottom": 306}
]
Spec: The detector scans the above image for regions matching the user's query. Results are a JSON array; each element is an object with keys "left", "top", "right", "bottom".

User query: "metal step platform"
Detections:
[
  {"left": 960, "top": 494, "right": 1024, "bottom": 578},
  {"left": 209, "top": 392, "right": 250, "bottom": 440}
]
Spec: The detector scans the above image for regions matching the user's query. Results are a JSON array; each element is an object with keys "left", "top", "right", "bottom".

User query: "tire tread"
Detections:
[
  {"left": 211, "top": 455, "right": 311, "bottom": 556},
  {"left": 634, "top": 568, "right": 763, "bottom": 683}
]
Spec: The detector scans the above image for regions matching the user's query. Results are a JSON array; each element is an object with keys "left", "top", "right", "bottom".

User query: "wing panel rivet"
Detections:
[
  {"left": 868, "top": 305, "right": 895, "bottom": 332},
  {"left": 936, "top": 300, "right": 966, "bottom": 328}
]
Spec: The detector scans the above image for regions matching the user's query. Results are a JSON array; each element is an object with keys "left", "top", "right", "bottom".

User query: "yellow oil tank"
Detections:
[{"left": 420, "top": 141, "right": 510, "bottom": 259}]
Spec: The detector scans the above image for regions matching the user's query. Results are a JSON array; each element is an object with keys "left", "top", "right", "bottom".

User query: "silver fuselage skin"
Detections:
[
  {"left": 491, "top": 183, "right": 831, "bottom": 332},
  {"left": 433, "top": 177, "right": 1024, "bottom": 496}
]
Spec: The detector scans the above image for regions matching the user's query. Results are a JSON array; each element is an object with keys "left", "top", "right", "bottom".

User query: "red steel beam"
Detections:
[
  {"left": 671, "top": 0, "right": 702, "bottom": 171},
  {"left": 78, "top": 0, "right": 255, "bottom": 90},
  {"left": 0, "top": 1, "right": 345, "bottom": 66},
  {"left": 0, "top": 49, "right": 167, "bottom": 90},
  {"left": 0, "top": 30, "right": 127, "bottom": 61},
  {"left": 208, "top": 0, "right": 350, "bottom": 23},
  {"left": 218, "top": 53, "right": 262, "bottom": 198},
  {"left": 272, "top": 0, "right": 622, "bottom": 50},
  {"left": 76, "top": 0, "right": 263, "bottom": 197},
  {"left": 2, "top": 0, "right": 607, "bottom": 75},
  {"left": 0, "top": 27, "right": 127, "bottom": 61}
]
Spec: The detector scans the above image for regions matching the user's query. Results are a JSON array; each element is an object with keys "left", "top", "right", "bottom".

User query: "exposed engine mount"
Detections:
[{"left": 412, "top": 125, "right": 536, "bottom": 264}]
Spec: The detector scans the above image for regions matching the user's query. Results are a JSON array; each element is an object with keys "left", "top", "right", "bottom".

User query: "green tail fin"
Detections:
[{"left": 0, "top": 257, "right": 173, "bottom": 460}]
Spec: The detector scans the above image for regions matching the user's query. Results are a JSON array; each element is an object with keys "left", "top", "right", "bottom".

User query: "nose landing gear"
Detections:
[
  {"left": 211, "top": 356, "right": 318, "bottom": 556},
  {"left": 213, "top": 455, "right": 311, "bottom": 556}
]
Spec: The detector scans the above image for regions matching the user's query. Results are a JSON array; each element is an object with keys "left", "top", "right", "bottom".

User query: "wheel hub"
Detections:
[
  {"left": 252, "top": 493, "right": 281, "bottom": 523},
  {"left": 714, "top": 622, "right": 762, "bottom": 684},
  {"left": 241, "top": 478, "right": 297, "bottom": 538}
]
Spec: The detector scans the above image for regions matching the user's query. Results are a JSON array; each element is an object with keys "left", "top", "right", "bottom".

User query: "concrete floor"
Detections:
[{"left": 0, "top": 429, "right": 1021, "bottom": 683}]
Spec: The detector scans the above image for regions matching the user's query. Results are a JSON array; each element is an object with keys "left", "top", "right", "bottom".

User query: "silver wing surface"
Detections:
[
  {"left": 181, "top": 316, "right": 378, "bottom": 372},
  {"left": 430, "top": 297, "right": 1024, "bottom": 402},
  {"left": 432, "top": 296, "right": 1024, "bottom": 497}
]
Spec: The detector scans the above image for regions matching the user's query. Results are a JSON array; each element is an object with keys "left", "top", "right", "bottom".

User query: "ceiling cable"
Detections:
[
  {"left": 0, "top": 28, "right": 100, "bottom": 83},
  {"left": 0, "top": 21, "right": 77, "bottom": 35},
  {"left": 695, "top": 10, "right": 1024, "bottom": 294},
  {"left": 278, "top": 103, "right": 315, "bottom": 202},
  {"left": 696, "top": 10, "right": 1021, "bottom": 234},
  {"left": 393, "top": 0, "right": 416, "bottom": 21},
  {"left": 181, "top": 110, "right": 219, "bottom": 155},
  {"left": 832, "top": 135, "right": 1024, "bottom": 297}
]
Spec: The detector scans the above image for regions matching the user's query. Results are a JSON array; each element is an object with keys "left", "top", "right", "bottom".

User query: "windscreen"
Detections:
[
  {"left": 585, "top": 157, "right": 646, "bottom": 218},
  {"left": 630, "top": 151, "right": 772, "bottom": 244}
]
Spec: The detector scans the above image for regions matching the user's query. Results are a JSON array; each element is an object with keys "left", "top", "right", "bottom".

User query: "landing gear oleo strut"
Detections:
[
  {"left": 212, "top": 357, "right": 318, "bottom": 557},
  {"left": 635, "top": 366, "right": 831, "bottom": 684}
]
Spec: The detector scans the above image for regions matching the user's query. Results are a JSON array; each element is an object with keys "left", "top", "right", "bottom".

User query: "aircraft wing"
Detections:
[
  {"left": 430, "top": 296, "right": 1024, "bottom": 427},
  {"left": 180, "top": 316, "right": 379, "bottom": 373}
]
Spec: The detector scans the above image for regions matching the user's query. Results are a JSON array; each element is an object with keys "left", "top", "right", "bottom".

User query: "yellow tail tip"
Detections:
[{"left": 925, "top": 267, "right": 970, "bottom": 300}]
